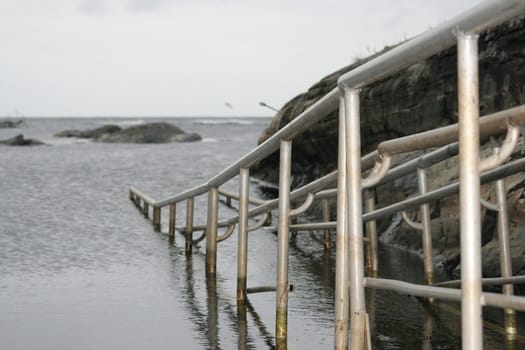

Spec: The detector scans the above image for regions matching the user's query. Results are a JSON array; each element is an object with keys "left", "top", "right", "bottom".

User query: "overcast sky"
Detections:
[{"left": 1, "top": 0, "right": 482, "bottom": 117}]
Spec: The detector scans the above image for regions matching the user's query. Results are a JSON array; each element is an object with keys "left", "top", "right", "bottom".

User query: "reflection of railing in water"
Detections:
[
  {"left": 130, "top": 1, "right": 525, "bottom": 348},
  {"left": 167, "top": 244, "right": 276, "bottom": 350}
]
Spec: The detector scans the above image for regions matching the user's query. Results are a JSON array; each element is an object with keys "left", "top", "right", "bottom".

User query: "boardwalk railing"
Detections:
[{"left": 130, "top": 1, "right": 525, "bottom": 348}]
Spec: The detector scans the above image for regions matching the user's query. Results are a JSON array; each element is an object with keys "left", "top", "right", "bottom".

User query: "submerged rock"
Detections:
[
  {"left": 96, "top": 122, "right": 187, "bottom": 143},
  {"left": 174, "top": 133, "right": 202, "bottom": 142},
  {"left": 55, "top": 122, "right": 202, "bottom": 144},
  {"left": 0, "top": 120, "right": 24, "bottom": 128},
  {"left": 55, "top": 124, "right": 122, "bottom": 138},
  {"left": 0, "top": 134, "right": 44, "bottom": 146}
]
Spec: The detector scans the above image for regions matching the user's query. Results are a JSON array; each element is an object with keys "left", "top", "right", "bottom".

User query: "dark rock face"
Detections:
[
  {"left": 55, "top": 125, "right": 121, "bottom": 138},
  {"left": 0, "top": 120, "right": 24, "bottom": 128},
  {"left": 0, "top": 134, "right": 44, "bottom": 146},
  {"left": 253, "top": 15, "right": 525, "bottom": 283},
  {"left": 253, "top": 15, "right": 525, "bottom": 188},
  {"left": 96, "top": 122, "right": 186, "bottom": 143}
]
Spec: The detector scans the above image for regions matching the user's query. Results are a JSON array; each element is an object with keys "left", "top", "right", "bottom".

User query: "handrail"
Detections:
[
  {"left": 338, "top": 0, "right": 525, "bottom": 89},
  {"left": 132, "top": 104, "right": 525, "bottom": 210},
  {"left": 128, "top": 2, "right": 525, "bottom": 347},
  {"left": 285, "top": 156, "right": 525, "bottom": 232},
  {"left": 207, "top": 89, "right": 341, "bottom": 187}
]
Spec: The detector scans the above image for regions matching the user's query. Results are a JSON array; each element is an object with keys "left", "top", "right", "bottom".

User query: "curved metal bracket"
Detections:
[
  {"left": 479, "top": 124, "right": 520, "bottom": 173},
  {"left": 290, "top": 192, "right": 315, "bottom": 217},
  {"left": 402, "top": 211, "right": 423, "bottom": 231},
  {"left": 248, "top": 212, "right": 270, "bottom": 232},
  {"left": 362, "top": 154, "right": 392, "bottom": 189},
  {"left": 480, "top": 198, "right": 499, "bottom": 212},
  {"left": 309, "top": 231, "right": 329, "bottom": 247},
  {"left": 192, "top": 230, "right": 207, "bottom": 244},
  {"left": 217, "top": 223, "right": 236, "bottom": 242}
]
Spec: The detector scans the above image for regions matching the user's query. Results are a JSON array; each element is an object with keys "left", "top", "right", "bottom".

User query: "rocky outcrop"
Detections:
[
  {"left": 55, "top": 124, "right": 121, "bottom": 138},
  {"left": 0, "top": 120, "right": 24, "bottom": 128},
  {"left": 253, "top": 15, "right": 525, "bottom": 284},
  {"left": 55, "top": 122, "right": 202, "bottom": 143},
  {"left": 0, "top": 134, "right": 44, "bottom": 146},
  {"left": 96, "top": 122, "right": 185, "bottom": 143}
]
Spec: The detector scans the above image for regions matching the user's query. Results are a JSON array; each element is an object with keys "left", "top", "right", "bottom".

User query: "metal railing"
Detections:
[{"left": 129, "top": 1, "right": 525, "bottom": 348}]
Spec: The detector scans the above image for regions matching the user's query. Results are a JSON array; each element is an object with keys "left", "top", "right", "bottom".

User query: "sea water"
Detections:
[{"left": 0, "top": 117, "right": 522, "bottom": 349}]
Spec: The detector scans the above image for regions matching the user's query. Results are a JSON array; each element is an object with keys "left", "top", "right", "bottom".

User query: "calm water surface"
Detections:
[{"left": 0, "top": 118, "right": 523, "bottom": 349}]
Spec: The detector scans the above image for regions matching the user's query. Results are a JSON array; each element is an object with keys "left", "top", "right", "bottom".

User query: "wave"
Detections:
[
  {"left": 95, "top": 119, "right": 145, "bottom": 127},
  {"left": 192, "top": 119, "right": 265, "bottom": 126}
]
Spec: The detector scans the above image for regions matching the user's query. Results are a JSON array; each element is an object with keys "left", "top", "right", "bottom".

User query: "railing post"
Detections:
[
  {"left": 418, "top": 168, "right": 433, "bottom": 285},
  {"left": 152, "top": 207, "right": 161, "bottom": 231},
  {"left": 457, "top": 31, "right": 482, "bottom": 350},
  {"left": 364, "top": 189, "right": 378, "bottom": 274},
  {"left": 344, "top": 87, "right": 368, "bottom": 350},
  {"left": 143, "top": 201, "right": 149, "bottom": 217},
  {"left": 276, "top": 139, "right": 292, "bottom": 347},
  {"left": 169, "top": 203, "right": 176, "bottom": 238},
  {"left": 237, "top": 168, "right": 250, "bottom": 304},
  {"left": 185, "top": 198, "right": 194, "bottom": 254},
  {"left": 334, "top": 95, "right": 349, "bottom": 350},
  {"left": 494, "top": 147, "right": 516, "bottom": 335},
  {"left": 206, "top": 187, "right": 219, "bottom": 275},
  {"left": 321, "top": 198, "right": 331, "bottom": 251}
]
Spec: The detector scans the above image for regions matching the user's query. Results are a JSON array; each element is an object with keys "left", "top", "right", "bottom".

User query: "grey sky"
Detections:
[{"left": 1, "top": 0, "right": 482, "bottom": 117}]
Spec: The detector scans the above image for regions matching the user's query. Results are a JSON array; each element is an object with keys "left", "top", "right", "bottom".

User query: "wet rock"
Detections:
[
  {"left": 55, "top": 122, "right": 202, "bottom": 144},
  {"left": 0, "top": 120, "right": 24, "bottom": 128},
  {"left": 55, "top": 124, "right": 121, "bottom": 138},
  {"left": 174, "top": 133, "right": 202, "bottom": 142},
  {"left": 96, "top": 122, "right": 187, "bottom": 143},
  {"left": 0, "top": 134, "right": 44, "bottom": 146}
]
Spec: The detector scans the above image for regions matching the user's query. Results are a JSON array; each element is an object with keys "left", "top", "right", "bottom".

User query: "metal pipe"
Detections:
[
  {"left": 494, "top": 149, "right": 516, "bottom": 335},
  {"left": 361, "top": 154, "right": 392, "bottom": 189},
  {"left": 276, "top": 140, "right": 292, "bottom": 345},
  {"left": 185, "top": 198, "right": 194, "bottom": 254},
  {"left": 338, "top": 0, "right": 525, "bottom": 89},
  {"left": 169, "top": 203, "right": 176, "bottom": 238},
  {"left": 289, "top": 192, "right": 315, "bottom": 217},
  {"left": 480, "top": 198, "right": 499, "bottom": 212},
  {"left": 152, "top": 207, "right": 161, "bottom": 231},
  {"left": 321, "top": 198, "right": 331, "bottom": 251},
  {"left": 375, "top": 105, "right": 525, "bottom": 157},
  {"left": 479, "top": 124, "right": 520, "bottom": 172},
  {"left": 401, "top": 211, "right": 423, "bottom": 230},
  {"left": 365, "top": 189, "right": 378, "bottom": 273},
  {"left": 334, "top": 96, "right": 349, "bottom": 350},
  {"left": 206, "top": 187, "right": 219, "bottom": 275},
  {"left": 434, "top": 275, "right": 525, "bottom": 287},
  {"left": 208, "top": 89, "right": 340, "bottom": 187},
  {"left": 247, "top": 286, "right": 278, "bottom": 294},
  {"left": 457, "top": 31, "right": 482, "bottom": 350},
  {"left": 154, "top": 183, "right": 208, "bottom": 208},
  {"left": 418, "top": 168, "right": 434, "bottom": 285},
  {"left": 366, "top": 277, "right": 525, "bottom": 312},
  {"left": 247, "top": 212, "right": 270, "bottom": 232},
  {"left": 129, "top": 186, "right": 157, "bottom": 206},
  {"left": 219, "top": 188, "right": 266, "bottom": 206},
  {"left": 283, "top": 157, "right": 525, "bottom": 233},
  {"left": 345, "top": 87, "right": 368, "bottom": 349},
  {"left": 237, "top": 168, "right": 249, "bottom": 303},
  {"left": 216, "top": 223, "right": 236, "bottom": 242}
]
